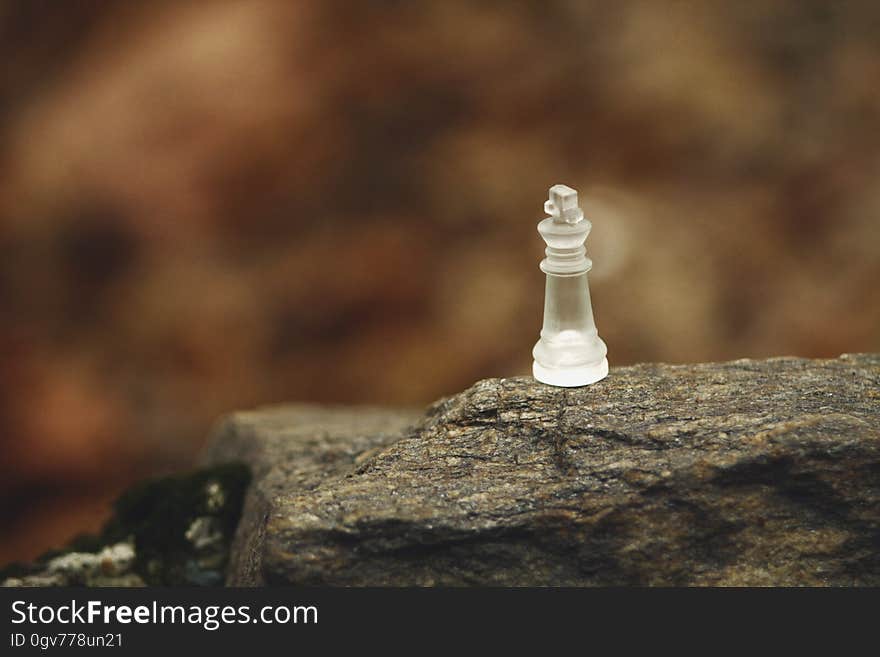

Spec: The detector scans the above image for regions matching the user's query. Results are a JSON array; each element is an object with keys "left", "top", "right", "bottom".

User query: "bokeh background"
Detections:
[{"left": 2, "top": 0, "right": 879, "bottom": 565}]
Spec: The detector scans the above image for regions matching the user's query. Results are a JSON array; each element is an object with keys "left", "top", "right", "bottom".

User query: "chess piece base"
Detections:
[{"left": 532, "top": 357, "right": 608, "bottom": 387}]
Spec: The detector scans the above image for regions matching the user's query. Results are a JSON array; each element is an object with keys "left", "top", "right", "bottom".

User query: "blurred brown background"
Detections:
[{"left": 1, "top": 0, "right": 878, "bottom": 565}]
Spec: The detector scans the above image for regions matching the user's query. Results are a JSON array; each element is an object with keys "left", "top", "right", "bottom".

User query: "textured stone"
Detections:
[{"left": 202, "top": 355, "right": 880, "bottom": 586}]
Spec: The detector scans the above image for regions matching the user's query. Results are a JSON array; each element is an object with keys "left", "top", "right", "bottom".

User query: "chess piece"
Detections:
[{"left": 532, "top": 184, "right": 608, "bottom": 387}]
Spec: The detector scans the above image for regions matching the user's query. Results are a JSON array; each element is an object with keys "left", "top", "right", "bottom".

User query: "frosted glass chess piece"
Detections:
[{"left": 532, "top": 184, "right": 608, "bottom": 387}]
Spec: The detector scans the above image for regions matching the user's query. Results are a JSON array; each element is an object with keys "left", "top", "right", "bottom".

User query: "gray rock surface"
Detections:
[{"left": 202, "top": 355, "right": 880, "bottom": 586}]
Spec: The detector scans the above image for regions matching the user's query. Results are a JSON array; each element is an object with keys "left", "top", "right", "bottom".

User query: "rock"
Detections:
[
  {"left": 201, "top": 405, "right": 423, "bottom": 585},
  {"left": 207, "top": 355, "right": 880, "bottom": 586}
]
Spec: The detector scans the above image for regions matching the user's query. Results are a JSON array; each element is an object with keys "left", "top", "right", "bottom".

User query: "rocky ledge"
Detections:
[{"left": 204, "top": 354, "right": 880, "bottom": 586}]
